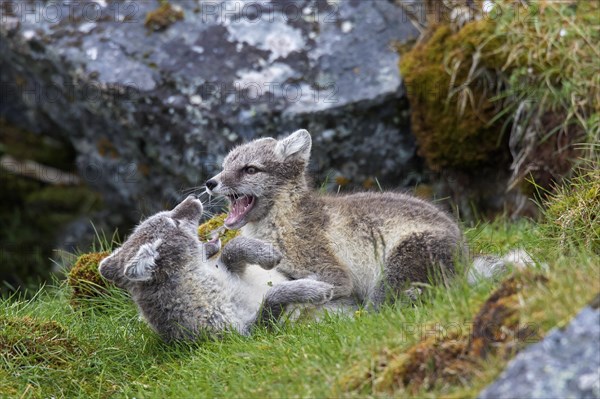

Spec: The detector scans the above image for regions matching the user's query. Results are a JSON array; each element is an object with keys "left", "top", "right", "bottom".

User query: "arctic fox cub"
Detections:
[
  {"left": 99, "top": 196, "right": 335, "bottom": 341},
  {"left": 206, "top": 130, "right": 464, "bottom": 306}
]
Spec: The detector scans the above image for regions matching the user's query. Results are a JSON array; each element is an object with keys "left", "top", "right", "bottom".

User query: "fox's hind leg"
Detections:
[
  {"left": 254, "top": 278, "right": 335, "bottom": 327},
  {"left": 371, "top": 231, "right": 459, "bottom": 307}
]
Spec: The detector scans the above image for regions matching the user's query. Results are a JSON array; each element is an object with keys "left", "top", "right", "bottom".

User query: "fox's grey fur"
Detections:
[
  {"left": 220, "top": 236, "right": 281, "bottom": 274},
  {"left": 206, "top": 130, "right": 464, "bottom": 308},
  {"left": 98, "top": 196, "right": 335, "bottom": 341}
]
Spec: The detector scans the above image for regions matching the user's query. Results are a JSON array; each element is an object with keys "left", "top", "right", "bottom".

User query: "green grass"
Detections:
[
  {"left": 492, "top": 0, "right": 600, "bottom": 148},
  {"left": 539, "top": 164, "right": 600, "bottom": 254},
  {"left": 1, "top": 218, "right": 598, "bottom": 398}
]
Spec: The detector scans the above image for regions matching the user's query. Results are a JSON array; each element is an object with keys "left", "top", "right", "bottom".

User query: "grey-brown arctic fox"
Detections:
[{"left": 206, "top": 130, "right": 464, "bottom": 308}]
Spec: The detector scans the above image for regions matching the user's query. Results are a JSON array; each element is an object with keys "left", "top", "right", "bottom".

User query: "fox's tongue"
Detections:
[{"left": 225, "top": 196, "right": 253, "bottom": 228}]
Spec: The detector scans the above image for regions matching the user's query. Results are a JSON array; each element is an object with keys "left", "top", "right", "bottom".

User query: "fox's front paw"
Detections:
[
  {"left": 204, "top": 237, "right": 222, "bottom": 259},
  {"left": 259, "top": 245, "right": 282, "bottom": 269},
  {"left": 314, "top": 282, "right": 335, "bottom": 305}
]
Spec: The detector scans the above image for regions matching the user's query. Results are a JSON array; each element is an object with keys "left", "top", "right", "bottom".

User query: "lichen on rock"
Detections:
[
  {"left": 0, "top": 0, "right": 421, "bottom": 227},
  {"left": 144, "top": 2, "right": 184, "bottom": 32}
]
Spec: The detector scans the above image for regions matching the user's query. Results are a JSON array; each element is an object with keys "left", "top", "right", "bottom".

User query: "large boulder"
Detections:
[{"left": 0, "top": 0, "right": 420, "bottom": 219}]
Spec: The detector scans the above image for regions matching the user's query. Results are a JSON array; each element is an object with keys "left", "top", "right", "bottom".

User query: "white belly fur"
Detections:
[{"left": 239, "top": 264, "right": 289, "bottom": 306}]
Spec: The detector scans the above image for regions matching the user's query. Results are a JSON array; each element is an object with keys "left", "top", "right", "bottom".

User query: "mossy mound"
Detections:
[
  {"left": 338, "top": 271, "right": 548, "bottom": 395},
  {"left": 400, "top": 0, "right": 598, "bottom": 197},
  {"left": 399, "top": 20, "right": 509, "bottom": 171},
  {"left": 198, "top": 213, "right": 240, "bottom": 247},
  {"left": 68, "top": 251, "right": 111, "bottom": 306},
  {"left": 145, "top": 2, "right": 184, "bottom": 32},
  {"left": 359, "top": 333, "right": 474, "bottom": 394},
  {"left": 0, "top": 315, "right": 84, "bottom": 368},
  {"left": 468, "top": 273, "right": 548, "bottom": 359},
  {"left": 541, "top": 167, "right": 600, "bottom": 254}
]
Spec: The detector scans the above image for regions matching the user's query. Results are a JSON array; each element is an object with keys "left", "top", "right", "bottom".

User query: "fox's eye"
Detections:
[{"left": 244, "top": 166, "right": 259, "bottom": 175}]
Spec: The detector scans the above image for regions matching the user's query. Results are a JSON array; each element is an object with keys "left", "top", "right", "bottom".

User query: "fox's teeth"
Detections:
[{"left": 224, "top": 195, "right": 254, "bottom": 228}]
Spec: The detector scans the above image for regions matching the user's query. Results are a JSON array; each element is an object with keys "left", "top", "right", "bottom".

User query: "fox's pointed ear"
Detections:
[
  {"left": 123, "top": 239, "right": 162, "bottom": 282},
  {"left": 275, "top": 129, "right": 312, "bottom": 162}
]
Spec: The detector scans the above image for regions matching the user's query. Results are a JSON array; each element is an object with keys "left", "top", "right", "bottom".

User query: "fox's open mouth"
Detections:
[{"left": 224, "top": 194, "right": 255, "bottom": 229}]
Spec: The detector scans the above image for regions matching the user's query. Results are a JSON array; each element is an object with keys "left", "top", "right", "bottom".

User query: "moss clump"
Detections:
[
  {"left": 493, "top": 1, "right": 599, "bottom": 166},
  {"left": 365, "top": 333, "right": 473, "bottom": 394},
  {"left": 144, "top": 2, "right": 184, "bottom": 32},
  {"left": 198, "top": 213, "right": 240, "bottom": 247},
  {"left": 68, "top": 251, "right": 111, "bottom": 305},
  {"left": 338, "top": 272, "right": 547, "bottom": 394},
  {"left": 468, "top": 273, "right": 548, "bottom": 359},
  {"left": 399, "top": 20, "right": 509, "bottom": 171},
  {"left": 541, "top": 167, "right": 600, "bottom": 254},
  {"left": 96, "top": 136, "right": 119, "bottom": 159},
  {"left": 0, "top": 315, "right": 84, "bottom": 367},
  {"left": 400, "top": 1, "right": 598, "bottom": 194}
]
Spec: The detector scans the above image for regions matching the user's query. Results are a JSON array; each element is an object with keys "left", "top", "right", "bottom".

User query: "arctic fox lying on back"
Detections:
[
  {"left": 206, "top": 130, "right": 464, "bottom": 309},
  {"left": 99, "top": 196, "right": 335, "bottom": 341}
]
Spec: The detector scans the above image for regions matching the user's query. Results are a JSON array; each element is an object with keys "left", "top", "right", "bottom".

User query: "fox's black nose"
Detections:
[{"left": 205, "top": 179, "right": 217, "bottom": 190}]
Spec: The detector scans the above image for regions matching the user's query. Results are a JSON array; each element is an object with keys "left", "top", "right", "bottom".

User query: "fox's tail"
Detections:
[{"left": 467, "top": 249, "right": 544, "bottom": 285}]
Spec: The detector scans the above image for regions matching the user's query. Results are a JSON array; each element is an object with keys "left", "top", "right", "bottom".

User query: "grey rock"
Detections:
[
  {"left": 0, "top": 0, "right": 420, "bottom": 220},
  {"left": 478, "top": 302, "right": 600, "bottom": 399}
]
